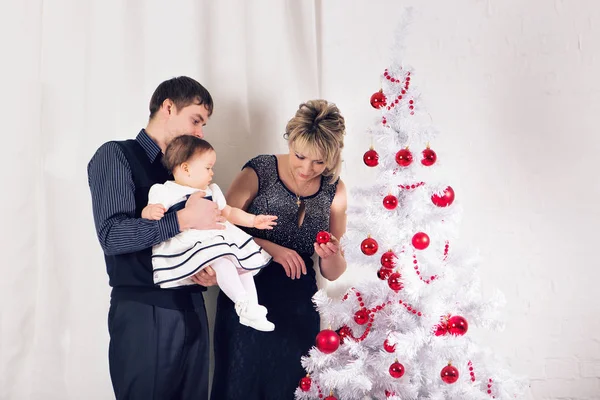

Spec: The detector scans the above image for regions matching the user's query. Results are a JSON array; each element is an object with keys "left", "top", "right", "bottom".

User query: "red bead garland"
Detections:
[
  {"left": 339, "top": 288, "right": 424, "bottom": 342},
  {"left": 399, "top": 181, "right": 425, "bottom": 190},
  {"left": 382, "top": 69, "right": 414, "bottom": 114},
  {"left": 468, "top": 360, "right": 476, "bottom": 382},
  {"left": 487, "top": 378, "right": 496, "bottom": 398},
  {"left": 443, "top": 240, "right": 450, "bottom": 260},
  {"left": 468, "top": 361, "right": 496, "bottom": 398},
  {"left": 412, "top": 253, "right": 437, "bottom": 284}
]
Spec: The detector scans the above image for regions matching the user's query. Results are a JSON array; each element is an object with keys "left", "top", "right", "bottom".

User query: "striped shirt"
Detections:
[{"left": 87, "top": 130, "right": 180, "bottom": 256}]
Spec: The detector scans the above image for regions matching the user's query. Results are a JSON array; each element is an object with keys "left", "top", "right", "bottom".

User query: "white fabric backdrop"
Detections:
[{"left": 1, "top": 1, "right": 599, "bottom": 399}]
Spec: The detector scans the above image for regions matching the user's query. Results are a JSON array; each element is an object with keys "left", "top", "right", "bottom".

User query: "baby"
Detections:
[{"left": 142, "top": 135, "right": 277, "bottom": 332}]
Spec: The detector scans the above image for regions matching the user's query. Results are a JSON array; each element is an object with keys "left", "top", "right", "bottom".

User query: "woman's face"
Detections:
[{"left": 288, "top": 142, "right": 327, "bottom": 182}]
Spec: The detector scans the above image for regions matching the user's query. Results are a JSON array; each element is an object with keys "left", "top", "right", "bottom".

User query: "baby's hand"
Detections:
[
  {"left": 142, "top": 204, "right": 166, "bottom": 220},
  {"left": 253, "top": 215, "right": 278, "bottom": 230}
]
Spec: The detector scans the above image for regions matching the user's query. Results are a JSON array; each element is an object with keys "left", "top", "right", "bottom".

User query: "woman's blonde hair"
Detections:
[{"left": 284, "top": 99, "right": 346, "bottom": 183}]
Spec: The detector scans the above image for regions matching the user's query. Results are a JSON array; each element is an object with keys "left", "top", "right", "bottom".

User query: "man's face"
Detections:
[{"left": 165, "top": 102, "right": 210, "bottom": 143}]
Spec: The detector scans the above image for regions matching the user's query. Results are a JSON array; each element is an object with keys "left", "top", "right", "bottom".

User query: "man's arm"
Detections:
[{"left": 87, "top": 142, "right": 180, "bottom": 256}]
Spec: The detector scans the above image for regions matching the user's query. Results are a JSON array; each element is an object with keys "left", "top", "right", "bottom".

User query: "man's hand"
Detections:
[
  {"left": 177, "top": 191, "right": 226, "bottom": 230},
  {"left": 190, "top": 266, "right": 218, "bottom": 287}
]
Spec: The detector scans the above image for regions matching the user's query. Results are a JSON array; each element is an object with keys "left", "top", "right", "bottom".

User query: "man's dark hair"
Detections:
[{"left": 149, "top": 76, "right": 213, "bottom": 120}]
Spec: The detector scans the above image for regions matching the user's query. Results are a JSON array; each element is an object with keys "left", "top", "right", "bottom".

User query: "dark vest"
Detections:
[{"left": 107, "top": 139, "right": 205, "bottom": 310}]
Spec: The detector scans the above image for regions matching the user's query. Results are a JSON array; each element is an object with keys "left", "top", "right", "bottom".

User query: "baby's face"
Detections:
[{"left": 176, "top": 150, "right": 216, "bottom": 190}]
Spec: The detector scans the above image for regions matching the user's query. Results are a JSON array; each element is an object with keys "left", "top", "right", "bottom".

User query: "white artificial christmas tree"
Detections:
[{"left": 294, "top": 19, "right": 527, "bottom": 400}]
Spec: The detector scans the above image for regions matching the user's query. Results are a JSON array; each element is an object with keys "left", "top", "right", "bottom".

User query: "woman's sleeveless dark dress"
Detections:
[{"left": 211, "top": 155, "right": 338, "bottom": 400}]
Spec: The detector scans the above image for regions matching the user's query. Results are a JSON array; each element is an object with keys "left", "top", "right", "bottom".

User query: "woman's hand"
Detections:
[
  {"left": 265, "top": 242, "right": 307, "bottom": 279},
  {"left": 314, "top": 234, "right": 341, "bottom": 259}
]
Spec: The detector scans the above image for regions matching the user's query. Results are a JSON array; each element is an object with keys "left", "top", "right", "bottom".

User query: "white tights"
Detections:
[{"left": 210, "top": 257, "right": 258, "bottom": 304}]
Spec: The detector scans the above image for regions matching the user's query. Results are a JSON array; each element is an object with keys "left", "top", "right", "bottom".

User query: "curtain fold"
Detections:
[{"left": 1, "top": 1, "right": 322, "bottom": 398}]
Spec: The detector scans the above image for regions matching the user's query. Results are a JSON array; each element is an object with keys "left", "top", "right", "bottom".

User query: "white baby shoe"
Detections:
[{"left": 235, "top": 299, "right": 275, "bottom": 332}]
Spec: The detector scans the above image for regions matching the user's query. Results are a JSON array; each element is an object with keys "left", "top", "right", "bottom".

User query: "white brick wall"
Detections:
[{"left": 319, "top": 1, "right": 600, "bottom": 399}]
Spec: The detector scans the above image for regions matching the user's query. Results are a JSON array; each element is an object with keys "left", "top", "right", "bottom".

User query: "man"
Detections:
[{"left": 88, "top": 76, "right": 223, "bottom": 399}]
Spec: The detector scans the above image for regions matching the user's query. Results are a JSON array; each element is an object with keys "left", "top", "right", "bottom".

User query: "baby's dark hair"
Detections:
[{"left": 163, "top": 135, "right": 214, "bottom": 172}]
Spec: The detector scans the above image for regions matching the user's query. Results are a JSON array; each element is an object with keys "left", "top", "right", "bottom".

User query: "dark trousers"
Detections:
[{"left": 108, "top": 300, "right": 209, "bottom": 400}]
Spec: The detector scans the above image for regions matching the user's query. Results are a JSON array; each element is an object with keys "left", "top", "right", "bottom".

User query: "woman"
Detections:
[{"left": 211, "top": 100, "right": 348, "bottom": 400}]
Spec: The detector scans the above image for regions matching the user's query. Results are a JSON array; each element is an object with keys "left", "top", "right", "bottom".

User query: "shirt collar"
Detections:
[{"left": 135, "top": 129, "right": 162, "bottom": 163}]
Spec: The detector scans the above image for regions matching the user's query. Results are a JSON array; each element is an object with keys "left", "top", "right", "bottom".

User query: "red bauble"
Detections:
[
  {"left": 421, "top": 148, "right": 437, "bottom": 166},
  {"left": 315, "top": 329, "right": 340, "bottom": 354},
  {"left": 383, "top": 338, "right": 396, "bottom": 353},
  {"left": 395, "top": 148, "right": 413, "bottom": 167},
  {"left": 324, "top": 396, "right": 338, "bottom": 400},
  {"left": 389, "top": 361, "right": 405, "bottom": 378},
  {"left": 385, "top": 390, "right": 396, "bottom": 398},
  {"left": 387, "top": 272, "right": 403, "bottom": 292},
  {"left": 363, "top": 148, "right": 379, "bottom": 167},
  {"left": 434, "top": 323, "right": 448, "bottom": 336},
  {"left": 316, "top": 231, "right": 331, "bottom": 244},
  {"left": 299, "top": 376, "right": 312, "bottom": 391},
  {"left": 338, "top": 326, "right": 353, "bottom": 344},
  {"left": 380, "top": 251, "right": 397, "bottom": 269},
  {"left": 354, "top": 308, "right": 370, "bottom": 325},
  {"left": 377, "top": 267, "right": 393, "bottom": 280},
  {"left": 441, "top": 364, "right": 459, "bottom": 384},
  {"left": 370, "top": 90, "right": 387, "bottom": 109},
  {"left": 383, "top": 195, "right": 398, "bottom": 210},
  {"left": 447, "top": 315, "right": 468, "bottom": 336},
  {"left": 361, "top": 237, "right": 378, "bottom": 256},
  {"left": 412, "top": 232, "right": 430, "bottom": 250},
  {"left": 431, "top": 186, "right": 455, "bottom": 207}
]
